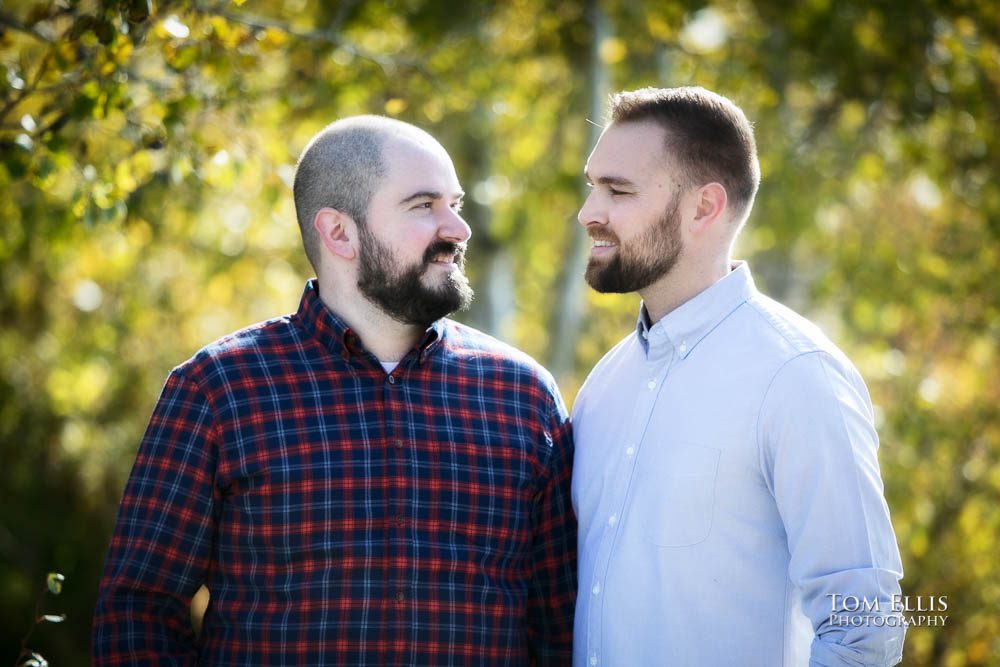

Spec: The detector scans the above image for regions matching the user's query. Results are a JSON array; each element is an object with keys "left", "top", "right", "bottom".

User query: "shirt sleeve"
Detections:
[
  {"left": 526, "top": 392, "right": 578, "bottom": 666},
  {"left": 759, "top": 351, "right": 905, "bottom": 667},
  {"left": 93, "top": 369, "right": 220, "bottom": 665}
]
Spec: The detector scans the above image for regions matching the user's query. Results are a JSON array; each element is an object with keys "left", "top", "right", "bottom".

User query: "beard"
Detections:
[
  {"left": 584, "top": 196, "right": 683, "bottom": 293},
  {"left": 356, "top": 224, "right": 474, "bottom": 327}
]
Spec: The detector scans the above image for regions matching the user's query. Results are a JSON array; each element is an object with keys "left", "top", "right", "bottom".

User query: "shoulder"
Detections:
[
  {"left": 575, "top": 332, "right": 637, "bottom": 400},
  {"left": 571, "top": 330, "right": 640, "bottom": 422},
  {"left": 441, "top": 320, "right": 546, "bottom": 372},
  {"left": 440, "top": 319, "right": 562, "bottom": 398},
  {"left": 743, "top": 296, "right": 871, "bottom": 418},
  {"left": 743, "top": 292, "right": 854, "bottom": 369},
  {"left": 173, "top": 314, "right": 300, "bottom": 382}
]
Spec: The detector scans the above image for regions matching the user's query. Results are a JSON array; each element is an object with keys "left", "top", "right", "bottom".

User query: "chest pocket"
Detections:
[{"left": 635, "top": 441, "right": 720, "bottom": 547}]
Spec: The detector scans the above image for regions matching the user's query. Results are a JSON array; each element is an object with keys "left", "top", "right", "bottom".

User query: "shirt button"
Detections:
[
  {"left": 394, "top": 439, "right": 404, "bottom": 449},
  {"left": 387, "top": 375, "right": 396, "bottom": 384},
  {"left": 395, "top": 515, "right": 405, "bottom": 526},
  {"left": 396, "top": 591, "right": 405, "bottom": 602},
  {"left": 590, "top": 655, "right": 598, "bottom": 666},
  {"left": 679, "top": 342, "right": 688, "bottom": 353},
  {"left": 592, "top": 583, "right": 600, "bottom": 596},
  {"left": 646, "top": 380, "right": 656, "bottom": 390},
  {"left": 608, "top": 515, "right": 617, "bottom": 526},
  {"left": 625, "top": 446, "right": 635, "bottom": 457}
]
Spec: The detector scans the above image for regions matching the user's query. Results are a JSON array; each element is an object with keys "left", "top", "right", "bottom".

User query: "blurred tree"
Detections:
[{"left": 0, "top": 0, "right": 997, "bottom": 664}]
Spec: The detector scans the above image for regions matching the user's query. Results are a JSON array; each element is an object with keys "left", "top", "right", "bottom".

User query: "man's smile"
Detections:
[{"left": 590, "top": 237, "right": 618, "bottom": 257}]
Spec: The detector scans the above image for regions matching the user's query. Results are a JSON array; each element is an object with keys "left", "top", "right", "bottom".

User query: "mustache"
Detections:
[{"left": 423, "top": 240, "right": 467, "bottom": 265}]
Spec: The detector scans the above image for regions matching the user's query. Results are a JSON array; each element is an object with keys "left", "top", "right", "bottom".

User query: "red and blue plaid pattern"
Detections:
[{"left": 93, "top": 280, "right": 576, "bottom": 666}]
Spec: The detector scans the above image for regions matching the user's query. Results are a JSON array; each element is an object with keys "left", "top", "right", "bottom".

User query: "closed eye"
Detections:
[{"left": 585, "top": 181, "right": 630, "bottom": 196}]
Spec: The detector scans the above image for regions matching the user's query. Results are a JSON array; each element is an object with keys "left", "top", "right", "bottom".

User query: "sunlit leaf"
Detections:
[{"left": 45, "top": 572, "right": 64, "bottom": 596}]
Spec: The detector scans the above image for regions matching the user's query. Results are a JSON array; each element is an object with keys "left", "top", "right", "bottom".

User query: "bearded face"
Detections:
[
  {"left": 585, "top": 196, "right": 684, "bottom": 294},
  {"left": 356, "top": 223, "right": 474, "bottom": 327}
]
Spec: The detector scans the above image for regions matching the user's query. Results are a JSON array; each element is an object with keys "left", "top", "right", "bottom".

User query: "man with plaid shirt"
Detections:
[{"left": 93, "top": 116, "right": 576, "bottom": 665}]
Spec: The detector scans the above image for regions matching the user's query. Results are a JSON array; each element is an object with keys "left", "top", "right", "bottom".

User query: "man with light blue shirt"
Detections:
[{"left": 572, "top": 86, "right": 905, "bottom": 666}]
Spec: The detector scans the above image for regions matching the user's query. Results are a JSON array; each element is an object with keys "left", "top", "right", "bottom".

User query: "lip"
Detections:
[{"left": 589, "top": 241, "right": 617, "bottom": 258}]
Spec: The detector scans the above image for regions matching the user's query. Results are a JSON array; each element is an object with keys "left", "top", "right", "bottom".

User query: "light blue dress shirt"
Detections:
[{"left": 572, "top": 262, "right": 905, "bottom": 666}]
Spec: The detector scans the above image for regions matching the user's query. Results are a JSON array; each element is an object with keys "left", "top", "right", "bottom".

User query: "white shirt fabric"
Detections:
[{"left": 572, "top": 262, "right": 905, "bottom": 667}]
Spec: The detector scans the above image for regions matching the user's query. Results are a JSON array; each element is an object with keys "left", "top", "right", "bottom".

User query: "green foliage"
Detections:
[{"left": 1, "top": 1, "right": 997, "bottom": 664}]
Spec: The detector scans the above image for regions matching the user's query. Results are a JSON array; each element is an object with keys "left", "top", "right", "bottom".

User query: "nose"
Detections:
[
  {"left": 440, "top": 206, "right": 472, "bottom": 243},
  {"left": 577, "top": 189, "right": 605, "bottom": 228}
]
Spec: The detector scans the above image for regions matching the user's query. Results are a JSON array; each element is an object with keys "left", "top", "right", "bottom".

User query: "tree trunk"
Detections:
[{"left": 547, "top": 0, "right": 610, "bottom": 380}]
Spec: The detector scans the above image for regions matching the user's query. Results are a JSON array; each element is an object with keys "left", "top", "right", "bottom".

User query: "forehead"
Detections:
[
  {"left": 374, "top": 136, "right": 461, "bottom": 201},
  {"left": 586, "top": 121, "right": 669, "bottom": 180}
]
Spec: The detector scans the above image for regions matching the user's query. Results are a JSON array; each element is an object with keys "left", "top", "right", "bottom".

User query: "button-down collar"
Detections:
[
  {"left": 295, "top": 279, "right": 445, "bottom": 365},
  {"left": 635, "top": 261, "right": 756, "bottom": 360}
]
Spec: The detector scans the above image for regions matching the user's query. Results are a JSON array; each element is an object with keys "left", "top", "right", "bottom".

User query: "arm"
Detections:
[
  {"left": 759, "top": 351, "right": 905, "bottom": 667},
  {"left": 93, "top": 369, "right": 219, "bottom": 666},
  {"left": 526, "top": 397, "right": 577, "bottom": 666}
]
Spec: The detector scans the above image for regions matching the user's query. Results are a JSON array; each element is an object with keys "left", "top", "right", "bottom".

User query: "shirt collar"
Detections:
[
  {"left": 636, "top": 261, "right": 757, "bottom": 360},
  {"left": 295, "top": 279, "right": 445, "bottom": 364}
]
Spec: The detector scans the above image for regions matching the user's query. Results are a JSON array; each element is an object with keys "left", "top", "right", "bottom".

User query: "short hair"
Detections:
[
  {"left": 609, "top": 86, "right": 760, "bottom": 224},
  {"left": 293, "top": 115, "right": 426, "bottom": 273}
]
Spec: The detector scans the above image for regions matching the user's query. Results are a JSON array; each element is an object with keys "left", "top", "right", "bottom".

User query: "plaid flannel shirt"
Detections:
[{"left": 94, "top": 280, "right": 576, "bottom": 666}]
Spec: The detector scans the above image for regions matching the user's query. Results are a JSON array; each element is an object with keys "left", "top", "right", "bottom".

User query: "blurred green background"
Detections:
[{"left": 1, "top": 0, "right": 998, "bottom": 664}]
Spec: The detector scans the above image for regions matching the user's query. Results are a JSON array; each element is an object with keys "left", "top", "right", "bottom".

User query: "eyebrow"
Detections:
[
  {"left": 583, "top": 170, "right": 637, "bottom": 188},
  {"left": 398, "top": 190, "right": 465, "bottom": 206}
]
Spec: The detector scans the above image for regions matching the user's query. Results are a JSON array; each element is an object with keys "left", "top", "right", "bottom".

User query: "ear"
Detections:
[
  {"left": 689, "top": 183, "right": 728, "bottom": 235},
  {"left": 313, "top": 207, "right": 357, "bottom": 260}
]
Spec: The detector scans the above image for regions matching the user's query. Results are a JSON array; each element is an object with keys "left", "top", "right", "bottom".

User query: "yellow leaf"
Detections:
[{"left": 115, "top": 160, "right": 137, "bottom": 193}]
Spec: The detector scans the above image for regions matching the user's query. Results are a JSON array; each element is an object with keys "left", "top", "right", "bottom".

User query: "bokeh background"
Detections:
[{"left": 1, "top": 0, "right": 998, "bottom": 664}]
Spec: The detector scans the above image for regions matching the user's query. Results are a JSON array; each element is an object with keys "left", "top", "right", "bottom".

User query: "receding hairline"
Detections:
[
  {"left": 602, "top": 87, "right": 761, "bottom": 223},
  {"left": 586, "top": 119, "right": 677, "bottom": 182}
]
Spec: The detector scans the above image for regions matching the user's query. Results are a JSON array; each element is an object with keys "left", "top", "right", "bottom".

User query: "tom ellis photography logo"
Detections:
[{"left": 826, "top": 594, "right": 949, "bottom": 628}]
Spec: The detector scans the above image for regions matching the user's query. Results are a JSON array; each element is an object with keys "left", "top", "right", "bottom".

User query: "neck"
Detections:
[
  {"left": 640, "top": 254, "right": 731, "bottom": 324},
  {"left": 317, "top": 275, "right": 425, "bottom": 362}
]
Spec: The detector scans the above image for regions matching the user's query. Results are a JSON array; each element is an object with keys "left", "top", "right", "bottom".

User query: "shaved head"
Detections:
[{"left": 292, "top": 115, "right": 444, "bottom": 272}]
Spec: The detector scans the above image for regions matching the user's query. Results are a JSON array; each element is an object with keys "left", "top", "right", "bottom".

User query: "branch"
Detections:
[
  {"left": 189, "top": 3, "right": 426, "bottom": 77},
  {"left": 0, "top": 51, "right": 53, "bottom": 130},
  {"left": 0, "top": 10, "right": 56, "bottom": 43}
]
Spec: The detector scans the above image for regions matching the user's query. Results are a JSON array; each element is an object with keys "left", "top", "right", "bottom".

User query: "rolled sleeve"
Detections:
[{"left": 759, "top": 351, "right": 905, "bottom": 667}]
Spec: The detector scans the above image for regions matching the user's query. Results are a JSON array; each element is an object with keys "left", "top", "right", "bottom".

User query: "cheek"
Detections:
[
  {"left": 410, "top": 230, "right": 442, "bottom": 263},
  {"left": 384, "top": 221, "right": 435, "bottom": 250},
  {"left": 606, "top": 202, "right": 652, "bottom": 239}
]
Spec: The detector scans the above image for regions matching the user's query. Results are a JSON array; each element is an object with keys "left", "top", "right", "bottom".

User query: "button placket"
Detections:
[
  {"left": 382, "top": 369, "right": 412, "bottom": 635},
  {"left": 587, "top": 351, "right": 674, "bottom": 662}
]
